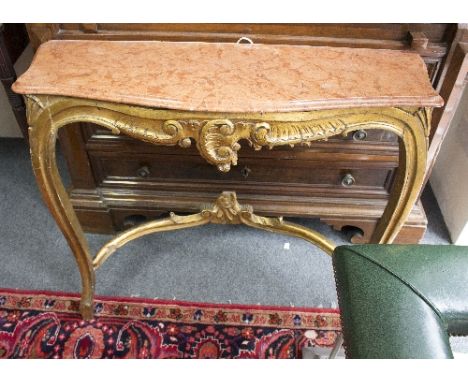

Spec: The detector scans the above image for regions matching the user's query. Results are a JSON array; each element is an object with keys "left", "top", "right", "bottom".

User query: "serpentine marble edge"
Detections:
[{"left": 13, "top": 40, "right": 443, "bottom": 112}]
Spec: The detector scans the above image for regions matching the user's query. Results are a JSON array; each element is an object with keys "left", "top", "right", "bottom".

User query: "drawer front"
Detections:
[{"left": 89, "top": 151, "right": 395, "bottom": 198}]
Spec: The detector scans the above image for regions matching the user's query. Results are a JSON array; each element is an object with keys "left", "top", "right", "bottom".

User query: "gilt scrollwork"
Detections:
[
  {"left": 93, "top": 190, "right": 337, "bottom": 270},
  {"left": 164, "top": 119, "right": 201, "bottom": 148},
  {"left": 170, "top": 117, "right": 351, "bottom": 171},
  {"left": 108, "top": 115, "right": 188, "bottom": 146},
  {"left": 250, "top": 119, "right": 348, "bottom": 149},
  {"left": 196, "top": 119, "right": 244, "bottom": 172},
  {"left": 201, "top": 191, "right": 253, "bottom": 224},
  {"left": 26, "top": 96, "right": 431, "bottom": 179}
]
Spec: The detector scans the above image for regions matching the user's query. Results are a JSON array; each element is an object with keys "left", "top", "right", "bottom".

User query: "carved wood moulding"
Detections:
[{"left": 26, "top": 95, "right": 432, "bottom": 173}]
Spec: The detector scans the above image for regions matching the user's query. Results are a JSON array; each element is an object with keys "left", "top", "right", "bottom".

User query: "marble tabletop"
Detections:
[{"left": 13, "top": 40, "right": 443, "bottom": 113}]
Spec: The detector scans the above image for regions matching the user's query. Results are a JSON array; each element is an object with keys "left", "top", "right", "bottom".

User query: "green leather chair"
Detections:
[{"left": 333, "top": 245, "right": 468, "bottom": 358}]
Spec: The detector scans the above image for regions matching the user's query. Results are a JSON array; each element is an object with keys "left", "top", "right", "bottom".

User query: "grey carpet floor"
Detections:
[{"left": 1, "top": 137, "right": 466, "bottom": 354}]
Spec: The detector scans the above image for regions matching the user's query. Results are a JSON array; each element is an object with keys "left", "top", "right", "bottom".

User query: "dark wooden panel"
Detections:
[
  {"left": 0, "top": 24, "right": 29, "bottom": 139},
  {"left": 69, "top": 185, "right": 426, "bottom": 244},
  {"left": 55, "top": 23, "right": 450, "bottom": 47},
  {"left": 89, "top": 151, "right": 395, "bottom": 198},
  {"left": 2, "top": 23, "right": 28, "bottom": 64}
]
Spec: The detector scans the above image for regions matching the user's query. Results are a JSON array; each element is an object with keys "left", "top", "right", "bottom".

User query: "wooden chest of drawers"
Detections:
[
  {"left": 59, "top": 122, "right": 426, "bottom": 243},
  {"left": 28, "top": 23, "right": 458, "bottom": 243}
]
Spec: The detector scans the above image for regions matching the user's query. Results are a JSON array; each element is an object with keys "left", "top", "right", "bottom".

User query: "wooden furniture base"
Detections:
[
  {"left": 70, "top": 186, "right": 427, "bottom": 244},
  {"left": 60, "top": 121, "right": 426, "bottom": 243}
]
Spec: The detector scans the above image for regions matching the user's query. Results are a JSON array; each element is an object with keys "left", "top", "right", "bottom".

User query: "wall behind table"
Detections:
[
  {"left": 431, "top": 88, "right": 468, "bottom": 245},
  {"left": 0, "top": 44, "right": 33, "bottom": 137}
]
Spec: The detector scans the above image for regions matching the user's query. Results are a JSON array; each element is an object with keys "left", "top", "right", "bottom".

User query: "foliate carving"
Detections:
[
  {"left": 201, "top": 191, "right": 252, "bottom": 224},
  {"left": 182, "top": 117, "right": 350, "bottom": 171},
  {"left": 197, "top": 119, "right": 243, "bottom": 172},
  {"left": 108, "top": 115, "right": 188, "bottom": 146},
  {"left": 26, "top": 96, "right": 431, "bottom": 176},
  {"left": 94, "top": 190, "right": 336, "bottom": 269},
  {"left": 250, "top": 119, "right": 348, "bottom": 149},
  {"left": 162, "top": 120, "right": 199, "bottom": 146}
]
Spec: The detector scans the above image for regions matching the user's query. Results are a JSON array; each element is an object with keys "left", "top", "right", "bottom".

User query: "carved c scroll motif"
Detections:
[
  {"left": 167, "top": 117, "right": 352, "bottom": 171},
  {"left": 197, "top": 119, "right": 244, "bottom": 172},
  {"left": 109, "top": 116, "right": 187, "bottom": 146},
  {"left": 201, "top": 191, "right": 253, "bottom": 224}
]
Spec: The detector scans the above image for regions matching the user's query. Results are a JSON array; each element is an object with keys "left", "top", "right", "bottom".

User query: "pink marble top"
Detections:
[{"left": 13, "top": 40, "right": 443, "bottom": 113}]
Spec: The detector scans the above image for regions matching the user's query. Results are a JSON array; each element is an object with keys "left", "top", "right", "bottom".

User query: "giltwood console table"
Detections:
[{"left": 13, "top": 40, "right": 443, "bottom": 319}]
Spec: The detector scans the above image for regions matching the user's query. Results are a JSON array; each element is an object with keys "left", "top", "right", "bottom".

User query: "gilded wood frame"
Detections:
[{"left": 26, "top": 95, "right": 431, "bottom": 319}]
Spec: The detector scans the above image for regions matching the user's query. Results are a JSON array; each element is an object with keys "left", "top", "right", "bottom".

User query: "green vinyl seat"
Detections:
[{"left": 332, "top": 245, "right": 468, "bottom": 358}]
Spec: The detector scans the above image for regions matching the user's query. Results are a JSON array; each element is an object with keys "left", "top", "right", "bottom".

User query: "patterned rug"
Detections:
[{"left": 0, "top": 288, "right": 341, "bottom": 359}]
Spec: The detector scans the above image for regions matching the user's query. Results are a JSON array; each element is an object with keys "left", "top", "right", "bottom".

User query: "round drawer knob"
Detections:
[
  {"left": 353, "top": 130, "right": 367, "bottom": 141},
  {"left": 341, "top": 173, "right": 355, "bottom": 187},
  {"left": 137, "top": 165, "right": 151, "bottom": 178},
  {"left": 241, "top": 166, "right": 252, "bottom": 178}
]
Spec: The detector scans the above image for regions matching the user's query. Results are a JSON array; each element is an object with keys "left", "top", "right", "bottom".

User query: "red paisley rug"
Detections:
[{"left": 0, "top": 288, "right": 341, "bottom": 359}]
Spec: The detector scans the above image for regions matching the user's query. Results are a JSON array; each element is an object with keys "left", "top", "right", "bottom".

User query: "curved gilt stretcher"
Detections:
[{"left": 13, "top": 40, "right": 443, "bottom": 319}]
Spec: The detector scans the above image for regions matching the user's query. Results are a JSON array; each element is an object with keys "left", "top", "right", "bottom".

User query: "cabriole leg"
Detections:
[
  {"left": 370, "top": 124, "right": 427, "bottom": 243},
  {"left": 28, "top": 119, "right": 95, "bottom": 319}
]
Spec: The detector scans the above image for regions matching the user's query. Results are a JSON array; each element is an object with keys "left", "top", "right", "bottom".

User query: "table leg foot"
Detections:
[{"left": 80, "top": 299, "right": 94, "bottom": 320}]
